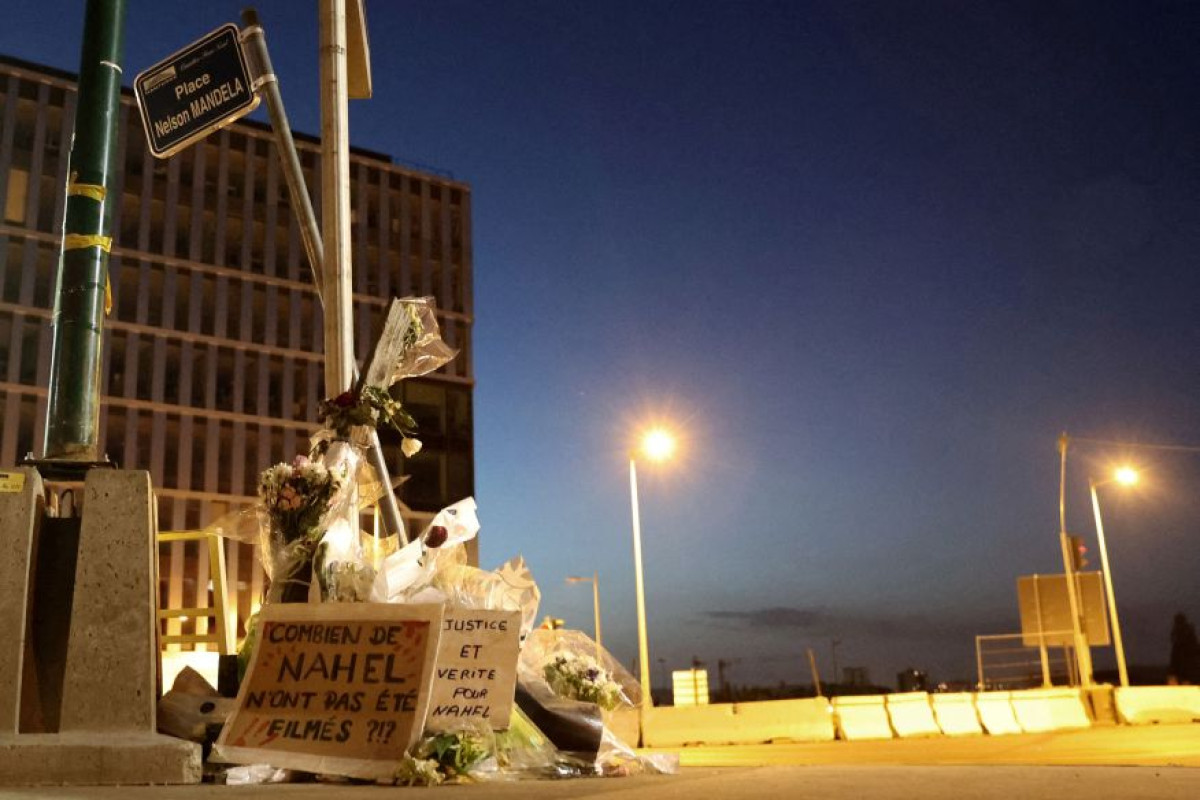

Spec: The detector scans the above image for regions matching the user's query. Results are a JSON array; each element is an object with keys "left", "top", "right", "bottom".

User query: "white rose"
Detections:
[{"left": 401, "top": 438, "right": 422, "bottom": 458}]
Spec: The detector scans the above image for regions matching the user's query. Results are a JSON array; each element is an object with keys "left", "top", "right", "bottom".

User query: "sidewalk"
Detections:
[{"left": 2, "top": 766, "right": 1200, "bottom": 800}]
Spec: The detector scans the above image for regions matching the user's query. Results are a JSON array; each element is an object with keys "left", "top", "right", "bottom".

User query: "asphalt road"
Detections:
[{"left": 2, "top": 726, "right": 1198, "bottom": 799}]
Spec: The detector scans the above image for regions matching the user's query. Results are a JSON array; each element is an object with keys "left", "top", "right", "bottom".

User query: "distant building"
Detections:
[
  {"left": 0, "top": 55, "right": 474, "bottom": 640},
  {"left": 842, "top": 666, "right": 871, "bottom": 687},
  {"left": 896, "top": 667, "right": 928, "bottom": 693}
]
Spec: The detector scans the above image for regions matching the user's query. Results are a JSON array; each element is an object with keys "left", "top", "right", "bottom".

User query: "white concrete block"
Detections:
[
  {"left": 931, "top": 692, "right": 983, "bottom": 736},
  {"left": 885, "top": 692, "right": 940, "bottom": 738},
  {"left": 832, "top": 694, "right": 893, "bottom": 740},
  {"left": 974, "top": 691, "right": 1022, "bottom": 735},
  {"left": 1115, "top": 686, "right": 1200, "bottom": 725},
  {"left": 1009, "top": 687, "right": 1091, "bottom": 732}
]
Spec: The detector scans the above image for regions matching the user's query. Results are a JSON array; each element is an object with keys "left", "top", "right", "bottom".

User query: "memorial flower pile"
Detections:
[{"left": 542, "top": 652, "right": 623, "bottom": 711}]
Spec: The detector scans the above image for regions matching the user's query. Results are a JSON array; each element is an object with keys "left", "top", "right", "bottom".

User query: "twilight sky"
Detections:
[{"left": 5, "top": 0, "right": 1200, "bottom": 689}]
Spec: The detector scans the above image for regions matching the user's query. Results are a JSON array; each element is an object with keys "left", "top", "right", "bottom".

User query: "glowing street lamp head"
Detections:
[
  {"left": 1115, "top": 466, "right": 1139, "bottom": 486},
  {"left": 640, "top": 428, "right": 677, "bottom": 462}
]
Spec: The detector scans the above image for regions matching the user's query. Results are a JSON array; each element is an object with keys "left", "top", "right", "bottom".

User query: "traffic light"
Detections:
[{"left": 1069, "top": 534, "right": 1089, "bottom": 570}]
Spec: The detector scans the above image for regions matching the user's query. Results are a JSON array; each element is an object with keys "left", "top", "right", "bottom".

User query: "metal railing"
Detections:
[{"left": 975, "top": 631, "right": 1075, "bottom": 690}]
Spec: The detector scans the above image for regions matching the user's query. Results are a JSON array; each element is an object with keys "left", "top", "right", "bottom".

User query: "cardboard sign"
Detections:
[
  {"left": 426, "top": 609, "right": 522, "bottom": 732},
  {"left": 216, "top": 603, "right": 442, "bottom": 780}
]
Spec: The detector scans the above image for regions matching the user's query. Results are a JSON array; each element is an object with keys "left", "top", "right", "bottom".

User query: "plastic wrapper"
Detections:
[
  {"left": 596, "top": 726, "right": 679, "bottom": 776},
  {"left": 312, "top": 440, "right": 374, "bottom": 602},
  {"left": 489, "top": 706, "right": 586, "bottom": 779},
  {"left": 518, "top": 629, "right": 671, "bottom": 772},
  {"left": 430, "top": 556, "right": 541, "bottom": 641},
  {"left": 375, "top": 297, "right": 458, "bottom": 388},
  {"left": 256, "top": 453, "right": 350, "bottom": 604},
  {"left": 223, "top": 765, "right": 295, "bottom": 785},
  {"left": 519, "top": 629, "right": 642, "bottom": 709},
  {"left": 375, "top": 498, "right": 480, "bottom": 603},
  {"left": 394, "top": 720, "right": 498, "bottom": 786}
]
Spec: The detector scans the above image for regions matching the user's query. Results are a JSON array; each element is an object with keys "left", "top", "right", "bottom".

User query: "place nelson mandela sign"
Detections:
[{"left": 134, "top": 24, "right": 259, "bottom": 159}]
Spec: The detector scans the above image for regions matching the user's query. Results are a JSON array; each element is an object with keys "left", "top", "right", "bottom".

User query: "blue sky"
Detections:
[{"left": 5, "top": 0, "right": 1200, "bottom": 688}]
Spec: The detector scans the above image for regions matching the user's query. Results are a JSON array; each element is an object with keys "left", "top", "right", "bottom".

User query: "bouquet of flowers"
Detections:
[
  {"left": 542, "top": 652, "right": 623, "bottom": 711},
  {"left": 314, "top": 385, "right": 419, "bottom": 456},
  {"left": 258, "top": 455, "right": 343, "bottom": 603},
  {"left": 394, "top": 728, "right": 493, "bottom": 786}
]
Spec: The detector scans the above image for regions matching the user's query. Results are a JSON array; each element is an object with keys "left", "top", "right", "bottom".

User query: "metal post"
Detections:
[
  {"left": 1090, "top": 480, "right": 1130, "bottom": 687},
  {"left": 239, "top": 9, "right": 407, "bottom": 543},
  {"left": 1032, "top": 575, "right": 1052, "bottom": 686},
  {"left": 42, "top": 0, "right": 126, "bottom": 462},
  {"left": 629, "top": 458, "right": 653, "bottom": 721},
  {"left": 1058, "top": 433, "right": 1093, "bottom": 687},
  {"left": 591, "top": 570, "right": 602, "bottom": 650},
  {"left": 318, "top": 0, "right": 355, "bottom": 399},
  {"left": 975, "top": 635, "right": 984, "bottom": 690}
]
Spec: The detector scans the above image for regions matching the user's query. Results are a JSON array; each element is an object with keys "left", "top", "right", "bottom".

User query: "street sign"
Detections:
[
  {"left": 1017, "top": 572, "right": 1110, "bottom": 648},
  {"left": 134, "top": 24, "right": 260, "bottom": 159}
]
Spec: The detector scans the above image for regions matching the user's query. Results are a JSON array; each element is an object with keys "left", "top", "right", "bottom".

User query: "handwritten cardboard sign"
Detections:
[
  {"left": 425, "top": 608, "right": 522, "bottom": 732},
  {"left": 216, "top": 603, "right": 443, "bottom": 780}
]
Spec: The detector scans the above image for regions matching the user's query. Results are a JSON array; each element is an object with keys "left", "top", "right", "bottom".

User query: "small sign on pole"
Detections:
[{"left": 134, "top": 23, "right": 260, "bottom": 159}]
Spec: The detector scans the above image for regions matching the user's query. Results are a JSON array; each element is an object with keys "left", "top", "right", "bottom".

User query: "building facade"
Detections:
[{"left": 0, "top": 56, "right": 474, "bottom": 642}]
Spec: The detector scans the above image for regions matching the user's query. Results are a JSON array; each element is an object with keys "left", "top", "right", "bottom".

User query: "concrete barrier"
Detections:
[
  {"left": 642, "top": 703, "right": 736, "bottom": 747},
  {"left": 1010, "top": 687, "right": 1091, "bottom": 732},
  {"left": 885, "top": 692, "right": 940, "bottom": 738},
  {"left": 601, "top": 707, "right": 641, "bottom": 747},
  {"left": 731, "top": 698, "right": 835, "bottom": 743},
  {"left": 974, "top": 691, "right": 1022, "bottom": 735},
  {"left": 832, "top": 695, "right": 893, "bottom": 740},
  {"left": 1114, "top": 686, "right": 1200, "bottom": 725},
  {"left": 930, "top": 692, "right": 983, "bottom": 736},
  {"left": 641, "top": 698, "right": 835, "bottom": 747}
]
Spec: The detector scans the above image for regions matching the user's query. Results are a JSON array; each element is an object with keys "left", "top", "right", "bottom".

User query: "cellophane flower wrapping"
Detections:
[
  {"left": 312, "top": 439, "right": 374, "bottom": 602},
  {"left": 519, "top": 630, "right": 640, "bottom": 710},
  {"left": 394, "top": 721, "right": 497, "bottom": 786},
  {"left": 516, "top": 629, "right": 674, "bottom": 774},
  {"left": 385, "top": 297, "right": 458, "bottom": 384},
  {"left": 257, "top": 454, "right": 345, "bottom": 603}
]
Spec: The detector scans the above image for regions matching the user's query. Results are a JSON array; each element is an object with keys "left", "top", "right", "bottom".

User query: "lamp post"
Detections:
[
  {"left": 1058, "top": 433, "right": 1093, "bottom": 687},
  {"left": 565, "top": 572, "right": 602, "bottom": 649},
  {"left": 629, "top": 427, "right": 676, "bottom": 720},
  {"left": 1089, "top": 466, "right": 1138, "bottom": 688}
]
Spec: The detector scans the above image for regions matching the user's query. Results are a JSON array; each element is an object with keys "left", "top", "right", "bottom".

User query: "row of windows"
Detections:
[
  {"left": 0, "top": 381, "right": 469, "bottom": 514},
  {"left": 1, "top": 80, "right": 471, "bottom": 316},
  {"left": 0, "top": 239, "right": 472, "bottom": 381}
]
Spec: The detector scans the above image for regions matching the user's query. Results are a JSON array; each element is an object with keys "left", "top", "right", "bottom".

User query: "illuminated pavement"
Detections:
[
  {"left": 643, "top": 722, "right": 1200, "bottom": 767},
  {"left": 2, "top": 726, "right": 1200, "bottom": 798}
]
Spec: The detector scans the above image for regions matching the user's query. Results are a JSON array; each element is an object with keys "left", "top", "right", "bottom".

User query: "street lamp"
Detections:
[
  {"left": 1089, "top": 466, "right": 1138, "bottom": 688},
  {"left": 630, "top": 426, "right": 676, "bottom": 720},
  {"left": 1058, "top": 433, "right": 1094, "bottom": 687},
  {"left": 565, "top": 572, "right": 602, "bottom": 650}
]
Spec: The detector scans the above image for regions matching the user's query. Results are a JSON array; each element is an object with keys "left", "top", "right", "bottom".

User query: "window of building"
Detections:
[{"left": 4, "top": 168, "right": 28, "bottom": 224}]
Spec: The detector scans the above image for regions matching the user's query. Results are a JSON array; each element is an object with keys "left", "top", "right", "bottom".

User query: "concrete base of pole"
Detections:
[
  {"left": 0, "top": 467, "right": 201, "bottom": 785},
  {"left": 0, "top": 732, "right": 201, "bottom": 786}
]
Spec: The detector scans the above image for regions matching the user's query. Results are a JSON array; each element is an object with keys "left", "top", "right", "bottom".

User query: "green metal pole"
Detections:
[{"left": 42, "top": 0, "right": 127, "bottom": 461}]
